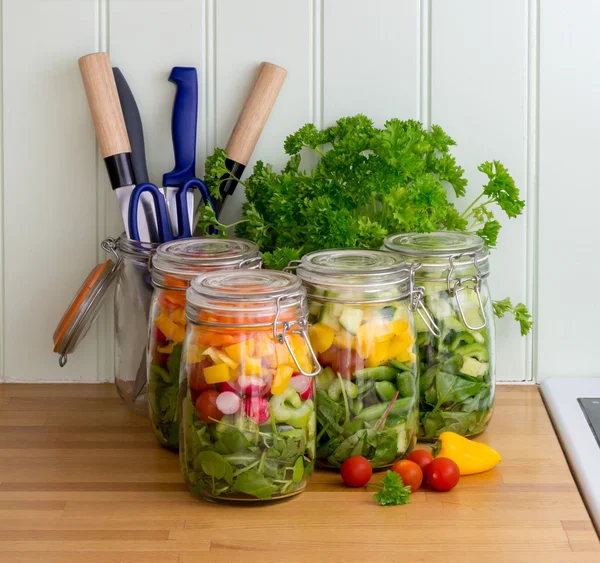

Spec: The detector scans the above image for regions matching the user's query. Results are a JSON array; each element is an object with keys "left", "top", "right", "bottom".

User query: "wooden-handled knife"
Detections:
[{"left": 214, "top": 62, "right": 287, "bottom": 216}]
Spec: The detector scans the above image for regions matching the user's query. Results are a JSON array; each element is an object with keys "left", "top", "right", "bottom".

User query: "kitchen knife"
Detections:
[
  {"left": 112, "top": 67, "right": 159, "bottom": 243},
  {"left": 78, "top": 52, "right": 153, "bottom": 242},
  {"left": 163, "top": 67, "right": 198, "bottom": 236},
  {"left": 214, "top": 62, "right": 287, "bottom": 216}
]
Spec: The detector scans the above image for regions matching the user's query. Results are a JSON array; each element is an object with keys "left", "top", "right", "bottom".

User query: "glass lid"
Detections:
[
  {"left": 383, "top": 231, "right": 489, "bottom": 276},
  {"left": 295, "top": 249, "right": 409, "bottom": 290},
  {"left": 151, "top": 237, "right": 260, "bottom": 280},
  {"left": 187, "top": 269, "right": 305, "bottom": 318}
]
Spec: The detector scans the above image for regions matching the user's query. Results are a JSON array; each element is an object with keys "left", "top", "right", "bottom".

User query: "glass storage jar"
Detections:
[
  {"left": 114, "top": 237, "right": 160, "bottom": 415},
  {"left": 148, "top": 238, "right": 261, "bottom": 450},
  {"left": 383, "top": 232, "right": 495, "bottom": 441},
  {"left": 179, "top": 269, "right": 319, "bottom": 502},
  {"left": 294, "top": 249, "right": 420, "bottom": 469}
]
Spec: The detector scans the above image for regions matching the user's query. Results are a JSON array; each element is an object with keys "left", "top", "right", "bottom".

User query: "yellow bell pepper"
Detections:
[
  {"left": 204, "top": 347, "right": 238, "bottom": 369},
  {"left": 157, "top": 342, "right": 175, "bottom": 354},
  {"left": 395, "top": 349, "right": 416, "bottom": 363},
  {"left": 433, "top": 431, "right": 502, "bottom": 475},
  {"left": 186, "top": 343, "right": 205, "bottom": 363},
  {"left": 390, "top": 320, "right": 409, "bottom": 336},
  {"left": 224, "top": 341, "right": 245, "bottom": 364},
  {"left": 254, "top": 332, "right": 275, "bottom": 357},
  {"left": 271, "top": 364, "right": 294, "bottom": 395},
  {"left": 356, "top": 323, "right": 374, "bottom": 358},
  {"left": 333, "top": 331, "right": 356, "bottom": 350},
  {"left": 366, "top": 340, "right": 390, "bottom": 368},
  {"left": 275, "top": 342, "right": 292, "bottom": 365},
  {"left": 308, "top": 323, "right": 335, "bottom": 353},
  {"left": 388, "top": 335, "right": 407, "bottom": 358},
  {"left": 203, "top": 363, "right": 231, "bottom": 384},
  {"left": 155, "top": 313, "right": 186, "bottom": 343},
  {"left": 241, "top": 356, "right": 263, "bottom": 375},
  {"left": 170, "top": 307, "right": 186, "bottom": 325}
]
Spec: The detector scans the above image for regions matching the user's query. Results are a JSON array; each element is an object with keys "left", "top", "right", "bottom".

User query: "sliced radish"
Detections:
[
  {"left": 261, "top": 371, "right": 274, "bottom": 397},
  {"left": 237, "top": 375, "right": 267, "bottom": 396},
  {"left": 244, "top": 396, "right": 270, "bottom": 424},
  {"left": 216, "top": 391, "right": 241, "bottom": 415},
  {"left": 218, "top": 380, "right": 240, "bottom": 394},
  {"left": 289, "top": 374, "right": 312, "bottom": 400}
]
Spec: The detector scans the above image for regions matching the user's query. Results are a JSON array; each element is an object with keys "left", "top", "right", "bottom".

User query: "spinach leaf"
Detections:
[
  {"left": 196, "top": 451, "right": 229, "bottom": 480},
  {"left": 167, "top": 344, "right": 183, "bottom": 382},
  {"left": 435, "top": 372, "right": 483, "bottom": 410},
  {"left": 232, "top": 470, "right": 275, "bottom": 500},
  {"left": 292, "top": 457, "right": 304, "bottom": 483}
]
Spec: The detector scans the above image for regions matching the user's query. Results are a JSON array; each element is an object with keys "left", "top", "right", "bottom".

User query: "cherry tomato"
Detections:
[
  {"left": 425, "top": 457, "right": 460, "bottom": 492},
  {"left": 406, "top": 449, "right": 434, "bottom": 472},
  {"left": 318, "top": 345, "right": 339, "bottom": 369},
  {"left": 151, "top": 346, "right": 170, "bottom": 365},
  {"left": 195, "top": 390, "right": 222, "bottom": 424},
  {"left": 188, "top": 360, "right": 213, "bottom": 392},
  {"left": 340, "top": 456, "right": 372, "bottom": 487},
  {"left": 336, "top": 349, "right": 365, "bottom": 379},
  {"left": 390, "top": 459, "right": 423, "bottom": 492}
]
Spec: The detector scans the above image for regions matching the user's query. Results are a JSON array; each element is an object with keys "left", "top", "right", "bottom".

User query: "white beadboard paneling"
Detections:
[
  {"left": 537, "top": 0, "right": 600, "bottom": 380},
  {"left": 322, "top": 0, "right": 420, "bottom": 126},
  {"left": 214, "top": 0, "right": 313, "bottom": 226},
  {"left": 431, "top": 0, "right": 529, "bottom": 381},
  {"left": 2, "top": 0, "right": 98, "bottom": 381}
]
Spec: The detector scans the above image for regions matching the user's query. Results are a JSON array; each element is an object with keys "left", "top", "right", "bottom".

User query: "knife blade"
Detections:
[
  {"left": 112, "top": 67, "right": 159, "bottom": 243},
  {"left": 78, "top": 52, "right": 153, "bottom": 242},
  {"left": 163, "top": 67, "right": 198, "bottom": 236}
]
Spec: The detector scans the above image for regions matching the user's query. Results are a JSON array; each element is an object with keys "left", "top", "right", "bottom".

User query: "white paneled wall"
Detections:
[{"left": 0, "top": 0, "right": 594, "bottom": 382}]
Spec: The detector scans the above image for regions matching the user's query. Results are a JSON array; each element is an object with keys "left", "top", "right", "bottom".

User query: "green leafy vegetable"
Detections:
[
  {"left": 204, "top": 115, "right": 531, "bottom": 333},
  {"left": 372, "top": 470, "right": 412, "bottom": 506}
]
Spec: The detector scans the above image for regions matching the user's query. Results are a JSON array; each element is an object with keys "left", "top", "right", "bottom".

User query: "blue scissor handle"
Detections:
[
  {"left": 163, "top": 67, "right": 198, "bottom": 188},
  {"left": 176, "top": 178, "right": 215, "bottom": 237},
  {"left": 129, "top": 183, "right": 173, "bottom": 242}
]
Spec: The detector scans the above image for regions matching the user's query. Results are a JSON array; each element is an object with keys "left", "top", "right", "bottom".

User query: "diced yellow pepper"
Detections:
[
  {"left": 271, "top": 364, "right": 294, "bottom": 395},
  {"left": 170, "top": 307, "right": 186, "bottom": 325},
  {"left": 308, "top": 323, "right": 335, "bottom": 353},
  {"left": 157, "top": 342, "right": 175, "bottom": 354},
  {"left": 154, "top": 313, "right": 180, "bottom": 342},
  {"left": 388, "top": 335, "right": 408, "bottom": 359},
  {"left": 186, "top": 343, "right": 205, "bottom": 363},
  {"left": 366, "top": 340, "right": 390, "bottom": 368},
  {"left": 275, "top": 343, "right": 292, "bottom": 365},
  {"left": 356, "top": 323, "right": 375, "bottom": 358},
  {"left": 333, "top": 330, "right": 356, "bottom": 350},
  {"left": 241, "top": 356, "right": 263, "bottom": 375},
  {"left": 224, "top": 341, "right": 245, "bottom": 364},
  {"left": 203, "top": 363, "right": 231, "bottom": 384},
  {"left": 244, "top": 338, "right": 256, "bottom": 356},
  {"left": 396, "top": 349, "right": 416, "bottom": 364},
  {"left": 263, "top": 354, "right": 278, "bottom": 369},
  {"left": 372, "top": 322, "right": 395, "bottom": 343},
  {"left": 391, "top": 320, "right": 410, "bottom": 336},
  {"left": 216, "top": 349, "right": 238, "bottom": 369}
]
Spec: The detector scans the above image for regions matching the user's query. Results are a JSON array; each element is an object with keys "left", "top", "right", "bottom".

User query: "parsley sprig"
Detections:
[
  {"left": 372, "top": 471, "right": 412, "bottom": 506},
  {"left": 201, "top": 115, "right": 532, "bottom": 335}
]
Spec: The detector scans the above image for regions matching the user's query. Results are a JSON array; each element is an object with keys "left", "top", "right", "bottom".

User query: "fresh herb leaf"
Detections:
[
  {"left": 492, "top": 298, "right": 533, "bottom": 336},
  {"left": 232, "top": 469, "right": 275, "bottom": 500},
  {"left": 372, "top": 470, "right": 412, "bottom": 506}
]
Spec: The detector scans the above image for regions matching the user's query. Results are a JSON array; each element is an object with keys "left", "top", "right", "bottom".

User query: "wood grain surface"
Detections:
[{"left": 0, "top": 384, "right": 596, "bottom": 562}]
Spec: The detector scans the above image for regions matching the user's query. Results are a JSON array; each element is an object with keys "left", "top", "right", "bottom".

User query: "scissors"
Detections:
[{"left": 128, "top": 178, "right": 213, "bottom": 242}]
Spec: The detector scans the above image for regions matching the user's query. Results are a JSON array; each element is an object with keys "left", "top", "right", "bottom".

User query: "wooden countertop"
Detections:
[{"left": 0, "top": 384, "right": 598, "bottom": 562}]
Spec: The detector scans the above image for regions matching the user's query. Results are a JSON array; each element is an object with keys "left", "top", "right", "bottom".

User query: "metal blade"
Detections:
[
  {"left": 116, "top": 184, "right": 158, "bottom": 242},
  {"left": 163, "top": 187, "right": 180, "bottom": 237}
]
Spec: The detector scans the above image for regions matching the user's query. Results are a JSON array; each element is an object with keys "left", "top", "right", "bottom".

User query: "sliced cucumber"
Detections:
[
  {"left": 338, "top": 307, "right": 364, "bottom": 335},
  {"left": 392, "top": 303, "right": 409, "bottom": 321},
  {"left": 456, "top": 342, "right": 489, "bottom": 362},
  {"left": 459, "top": 357, "right": 489, "bottom": 378},
  {"left": 319, "top": 302, "right": 342, "bottom": 330},
  {"left": 380, "top": 306, "right": 396, "bottom": 321},
  {"left": 395, "top": 423, "right": 408, "bottom": 454},
  {"left": 308, "top": 301, "right": 322, "bottom": 317}
]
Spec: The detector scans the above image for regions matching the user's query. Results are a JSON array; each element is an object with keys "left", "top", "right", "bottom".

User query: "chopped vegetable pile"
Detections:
[
  {"left": 180, "top": 325, "right": 316, "bottom": 501},
  {"left": 415, "top": 276, "right": 494, "bottom": 440},
  {"left": 307, "top": 294, "right": 419, "bottom": 468}
]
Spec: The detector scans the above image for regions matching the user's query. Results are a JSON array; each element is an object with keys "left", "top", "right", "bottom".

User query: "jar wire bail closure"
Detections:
[{"left": 447, "top": 252, "right": 487, "bottom": 331}]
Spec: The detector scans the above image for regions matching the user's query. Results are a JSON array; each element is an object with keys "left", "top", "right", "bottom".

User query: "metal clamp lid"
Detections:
[
  {"left": 407, "top": 263, "right": 441, "bottom": 338},
  {"left": 446, "top": 253, "right": 487, "bottom": 331},
  {"left": 273, "top": 293, "right": 321, "bottom": 377}
]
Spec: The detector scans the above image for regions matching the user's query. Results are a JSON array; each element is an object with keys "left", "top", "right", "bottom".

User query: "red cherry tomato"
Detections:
[
  {"left": 318, "top": 345, "right": 340, "bottom": 369},
  {"left": 406, "top": 449, "right": 434, "bottom": 472},
  {"left": 340, "top": 456, "right": 372, "bottom": 487},
  {"left": 188, "top": 360, "right": 213, "bottom": 392},
  {"left": 195, "top": 390, "right": 222, "bottom": 424},
  {"left": 425, "top": 457, "right": 460, "bottom": 492},
  {"left": 390, "top": 459, "right": 423, "bottom": 492},
  {"left": 336, "top": 348, "right": 365, "bottom": 379}
]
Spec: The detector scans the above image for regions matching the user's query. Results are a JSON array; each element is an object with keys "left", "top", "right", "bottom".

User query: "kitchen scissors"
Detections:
[{"left": 128, "top": 178, "right": 214, "bottom": 242}]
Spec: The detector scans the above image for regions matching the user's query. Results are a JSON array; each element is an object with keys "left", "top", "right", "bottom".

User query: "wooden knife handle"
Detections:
[
  {"left": 226, "top": 62, "right": 287, "bottom": 165},
  {"left": 78, "top": 53, "right": 131, "bottom": 158}
]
